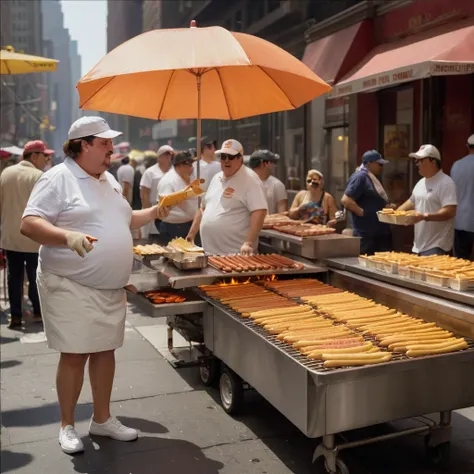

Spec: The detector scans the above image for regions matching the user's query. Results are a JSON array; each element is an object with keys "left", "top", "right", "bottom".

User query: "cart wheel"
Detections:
[
  {"left": 219, "top": 368, "right": 244, "bottom": 415},
  {"left": 425, "top": 441, "right": 450, "bottom": 466},
  {"left": 324, "top": 458, "right": 350, "bottom": 474},
  {"left": 199, "top": 358, "right": 219, "bottom": 387}
]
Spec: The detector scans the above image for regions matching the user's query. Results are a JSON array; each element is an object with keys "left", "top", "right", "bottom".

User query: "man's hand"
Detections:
[
  {"left": 65, "top": 231, "right": 97, "bottom": 258},
  {"left": 156, "top": 205, "right": 170, "bottom": 220},
  {"left": 240, "top": 242, "right": 254, "bottom": 256},
  {"left": 411, "top": 211, "right": 425, "bottom": 224},
  {"left": 185, "top": 233, "right": 195, "bottom": 244}
]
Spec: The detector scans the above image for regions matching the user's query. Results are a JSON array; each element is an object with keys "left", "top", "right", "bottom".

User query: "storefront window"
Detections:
[{"left": 328, "top": 127, "right": 349, "bottom": 203}]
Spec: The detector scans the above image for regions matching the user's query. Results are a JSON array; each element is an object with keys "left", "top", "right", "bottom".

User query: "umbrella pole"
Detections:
[{"left": 196, "top": 74, "right": 202, "bottom": 181}]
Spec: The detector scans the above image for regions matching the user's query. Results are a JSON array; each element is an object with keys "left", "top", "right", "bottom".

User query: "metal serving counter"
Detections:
[
  {"left": 144, "top": 256, "right": 327, "bottom": 289},
  {"left": 325, "top": 257, "right": 474, "bottom": 308},
  {"left": 198, "top": 270, "right": 474, "bottom": 473},
  {"left": 260, "top": 231, "right": 360, "bottom": 259}
]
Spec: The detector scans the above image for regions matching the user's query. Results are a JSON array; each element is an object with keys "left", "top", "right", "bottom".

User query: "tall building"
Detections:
[
  {"left": 106, "top": 0, "right": 151, "bottom": 146},
  {"left": 69, "top": 40, "right": 82, "bottom": 122},
  {"left": 0, "top": 0, "right": 45, "bottom": 144},
  {"left": 143, "top": 0, "right": 162, "bottom": 31},
  {"left": 41, "top": 0, "right": 73, "bottom": 153}
]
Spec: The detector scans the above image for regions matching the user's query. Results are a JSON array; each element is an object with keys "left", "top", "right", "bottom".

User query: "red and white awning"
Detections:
[{"left": 330, "top": 20, "right": 474, "bottom": 98}]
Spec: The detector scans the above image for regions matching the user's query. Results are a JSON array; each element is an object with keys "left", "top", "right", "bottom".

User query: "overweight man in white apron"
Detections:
[{"left": 21, "top": 117, "right": 169, "bottom": 454}]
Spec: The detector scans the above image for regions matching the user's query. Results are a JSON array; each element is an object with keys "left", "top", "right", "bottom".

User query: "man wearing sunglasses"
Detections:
[
  {"left": 157, "top": 150, "right": 199, "bottom": 243},
  {"left": 187, "top": 139, "right": 268, "bottom": 256},
  {"left": 397, "top": 145, "right": 457, "bottom": 256}
]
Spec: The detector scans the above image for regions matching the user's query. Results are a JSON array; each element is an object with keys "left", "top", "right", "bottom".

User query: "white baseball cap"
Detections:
[
  {"left": 157, "top": 145, "right": 174, "bottom": 156},
  {"left": 68, "top": 116, "right": 122, "bottom": 140},
  {"left": 409, "top": 144, "right": 441, "bottom": 161},
  {"left": 467, "top": 134, "right": 474, "bottom": 146},
  {"left": 215, "top": 139, "right": 244, "bottom": 156}
]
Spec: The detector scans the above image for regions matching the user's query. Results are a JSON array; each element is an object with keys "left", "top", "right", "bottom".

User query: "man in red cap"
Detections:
[{"left": 0, "top": 140, "right": 54, "bottom": 328}]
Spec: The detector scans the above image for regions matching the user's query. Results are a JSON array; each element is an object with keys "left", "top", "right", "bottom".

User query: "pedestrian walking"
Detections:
[
  {"left": 0, "top": 140, "right": 53, "bottom": 328},
  {"left": 20, "top": 116, "right": 169, "bottom": 454},
  {"left": 451, "top": 134, "right": 474, "bottom": 260}
]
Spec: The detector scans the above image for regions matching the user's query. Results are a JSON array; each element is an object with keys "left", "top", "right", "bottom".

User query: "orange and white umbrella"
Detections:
[{"left": 78, "top": 21, "right": 331, "bottom": 175}]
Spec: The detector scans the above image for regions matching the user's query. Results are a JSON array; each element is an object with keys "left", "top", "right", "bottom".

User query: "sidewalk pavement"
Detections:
[{"left": 1, "top": 300, "right": 474, "bottom": 474}]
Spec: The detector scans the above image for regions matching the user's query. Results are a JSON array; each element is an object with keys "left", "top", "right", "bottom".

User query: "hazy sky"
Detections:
[{"left": 61, "top": 0, "right": 107, "bottom": 76}]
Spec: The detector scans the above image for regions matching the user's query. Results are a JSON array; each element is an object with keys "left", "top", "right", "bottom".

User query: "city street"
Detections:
[{"left": 1, "top": 303, "right": 474, "bottom": 474}]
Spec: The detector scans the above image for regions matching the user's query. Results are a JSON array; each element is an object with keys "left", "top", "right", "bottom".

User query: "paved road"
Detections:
[{"left": 1, "top": 305, "right": 474, "bottom": 474}]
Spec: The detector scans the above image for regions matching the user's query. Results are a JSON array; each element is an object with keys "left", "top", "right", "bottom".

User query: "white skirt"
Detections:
[{"left": 37, "top": 267, "right": 126, "bottom": 354}]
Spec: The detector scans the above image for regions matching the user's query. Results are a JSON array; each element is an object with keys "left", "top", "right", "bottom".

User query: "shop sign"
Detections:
[
  {"left": 325, "top": 97, "right": 349, "bottom": 124},
  {"left": 329, "top": 61, "right": 474, "bottom": 98}
]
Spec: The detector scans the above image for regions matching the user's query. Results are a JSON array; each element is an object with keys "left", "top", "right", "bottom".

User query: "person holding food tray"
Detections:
[
  {"left": 20, "top": 117, "right": 170, "bottom": 455},
  {"left": 397, "top": 145, "right": 457, "bottom": 256},
  {"left": 341, "top": 150, "right": 392, "bottom": 255}
]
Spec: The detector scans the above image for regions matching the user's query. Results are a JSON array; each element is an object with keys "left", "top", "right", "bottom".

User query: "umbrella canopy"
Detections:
[
  {"left": 1, "top": 48, "right": 58, "bottom": 75},
  {"left": 1, "top": 145, "right": 24, "bottom": 156},
  {"left": 77, "top": 24, "right": 331, "bottom": 120}
]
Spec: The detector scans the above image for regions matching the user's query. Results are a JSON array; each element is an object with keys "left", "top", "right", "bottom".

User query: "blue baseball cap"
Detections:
[{"left": 362, "top": 150, "right": 389, "bottom": 165}]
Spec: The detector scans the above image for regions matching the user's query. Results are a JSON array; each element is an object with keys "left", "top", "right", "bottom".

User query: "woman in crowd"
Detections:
[{"left": 289, "top": 169, "right": 338, "bottom": 226}]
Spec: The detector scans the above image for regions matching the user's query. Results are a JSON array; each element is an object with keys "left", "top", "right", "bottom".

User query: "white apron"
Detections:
[{"left": 37, "top": 266, "right": 126, "bottom": 354}]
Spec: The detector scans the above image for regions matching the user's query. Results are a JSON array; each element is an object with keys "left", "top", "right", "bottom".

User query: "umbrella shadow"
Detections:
[
  {"left": 0, "top": 450, "right": 34, "bottom": 473},
  {"left": 0, "top": 359, "right": 22, "bottom": 369},
  {"left": 71, "top": 434, "right": 224, "bottom": 474}
]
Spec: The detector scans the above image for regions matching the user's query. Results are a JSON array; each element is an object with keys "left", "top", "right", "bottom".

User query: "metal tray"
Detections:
[
  {"left": 126, "top": 289, "right": 208, "bottom": 317},
  {"left": 171, "top": 254, "right": 208, "bottom": 271}
]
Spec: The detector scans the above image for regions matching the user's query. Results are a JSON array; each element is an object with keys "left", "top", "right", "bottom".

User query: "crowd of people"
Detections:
[{"left": 0, "top": 115, "right": 473, "bottom": 454}]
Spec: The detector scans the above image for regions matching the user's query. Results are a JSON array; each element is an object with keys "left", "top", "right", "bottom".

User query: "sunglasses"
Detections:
[
  {"left": 307, "top": 179, "right": 321, "bottom": 184},
  {"left": 219, "top": 153, "right": 240, "bottom": 161}
]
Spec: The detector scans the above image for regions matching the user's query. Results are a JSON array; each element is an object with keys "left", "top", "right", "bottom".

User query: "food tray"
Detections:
[
  {"left": 449, "top": 278, "right": 474, "bottom": 292},
  {"left": 408, "top": 267, "right": 426, "bottom": 281},
  {"left": 377, "top": 212, "right": 417, "bottom": 226},
  {"left": 383, "top": 262, "right": 399, "bottom": 274},
  {"left": 171, "top": 254, "right": 208, "bottom": 271},
  {"left": 425, "top": 272, "right": 450, "bottom": 288},
  {"left": 398, "top": 265, "right": 410, "bottom": 278},
  {"left": 358, "top": 256, "right": 369, "bottom": 268}
]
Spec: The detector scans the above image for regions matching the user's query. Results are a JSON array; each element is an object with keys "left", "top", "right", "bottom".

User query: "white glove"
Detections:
[{"left": 65, "top": 231, "right": 96, "bottom": 258}]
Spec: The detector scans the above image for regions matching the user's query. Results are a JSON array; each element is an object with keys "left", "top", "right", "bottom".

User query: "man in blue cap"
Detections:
[{"left": 341, "top": 150, "right": 392, "bottom": 255}]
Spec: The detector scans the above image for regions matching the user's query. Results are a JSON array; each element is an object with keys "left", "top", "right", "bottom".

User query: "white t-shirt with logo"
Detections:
[
  {"left": 23, "top": 158, "right": 133, "bottom": 290},
  {"left": 410, "top": 170, "right": 457, "bottom": 253},
  {"left": 261, "top": 175, "right": 287, "bottom": 214},
  {"left": 193, "top": 159, "right": 221, "bottom": 191},
  {"left": 200, "top": 165, "right": 268, "bottom": 255},
  {"left": 117, "top": 163, "right": 135, "bottom": 203},
  {"left": 157, "top": 168, "right": 197, "bottom": 224}
]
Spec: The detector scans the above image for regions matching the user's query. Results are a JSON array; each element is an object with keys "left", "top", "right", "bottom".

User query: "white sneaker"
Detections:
[
  {"left": 89, "top": 416, "right": 138, "bottom": 441},
  {"left": 59, "top": 425, "right": 84, "bottom": 454}
]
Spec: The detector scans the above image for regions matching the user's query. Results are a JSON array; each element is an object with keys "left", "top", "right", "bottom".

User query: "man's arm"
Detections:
[
  {"left": 276, "top": 199, "right": 288, "bottom": 214},
  {"left": 416, "top": 205, "right": 457, "bottom": 223},
  {"left": 186, "top": 207, "right": 204, "bottom": 242},
  {"left": 130, "top": 206, "right": 169, "bottom": 230},
  {"left": 245, "top": 209, "right": 267, "bottom": 244},
  {"left": 397, "top": 199, "right": 415, "bottom": 211},
  {"left": 140, "top": 186, "right": 151, "bottom": 209},
  {"left": 21, "top": 216, "right": 68, "bottom": 245},
  {"left": 341, "top": 194, "right": 364, "bottom": 217}
]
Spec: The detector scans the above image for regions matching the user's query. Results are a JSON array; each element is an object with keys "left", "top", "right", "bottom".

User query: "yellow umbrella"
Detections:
[
  {"left": 1, "top": 47, "right": 58, "bottom": 75},
  {"left": 78, "top": 22, "right": 331, "bottom": 176}
]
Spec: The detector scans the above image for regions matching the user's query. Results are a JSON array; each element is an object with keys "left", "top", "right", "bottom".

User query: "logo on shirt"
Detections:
[{"left": 222, "top": 187, "right": 235, "bottom": 198}]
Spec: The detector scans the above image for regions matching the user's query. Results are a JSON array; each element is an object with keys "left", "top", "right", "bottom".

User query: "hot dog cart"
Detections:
[{"left": 127, "top": 248, "right": 474, "bottom": 474}]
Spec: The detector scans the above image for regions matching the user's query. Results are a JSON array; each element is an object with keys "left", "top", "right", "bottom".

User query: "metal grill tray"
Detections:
[
  {"left": 196, "top": 288, "right": 474, "bottom": 437},
  {"left": 196, "top": 289, "right": 474, "bottom": 377}
]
